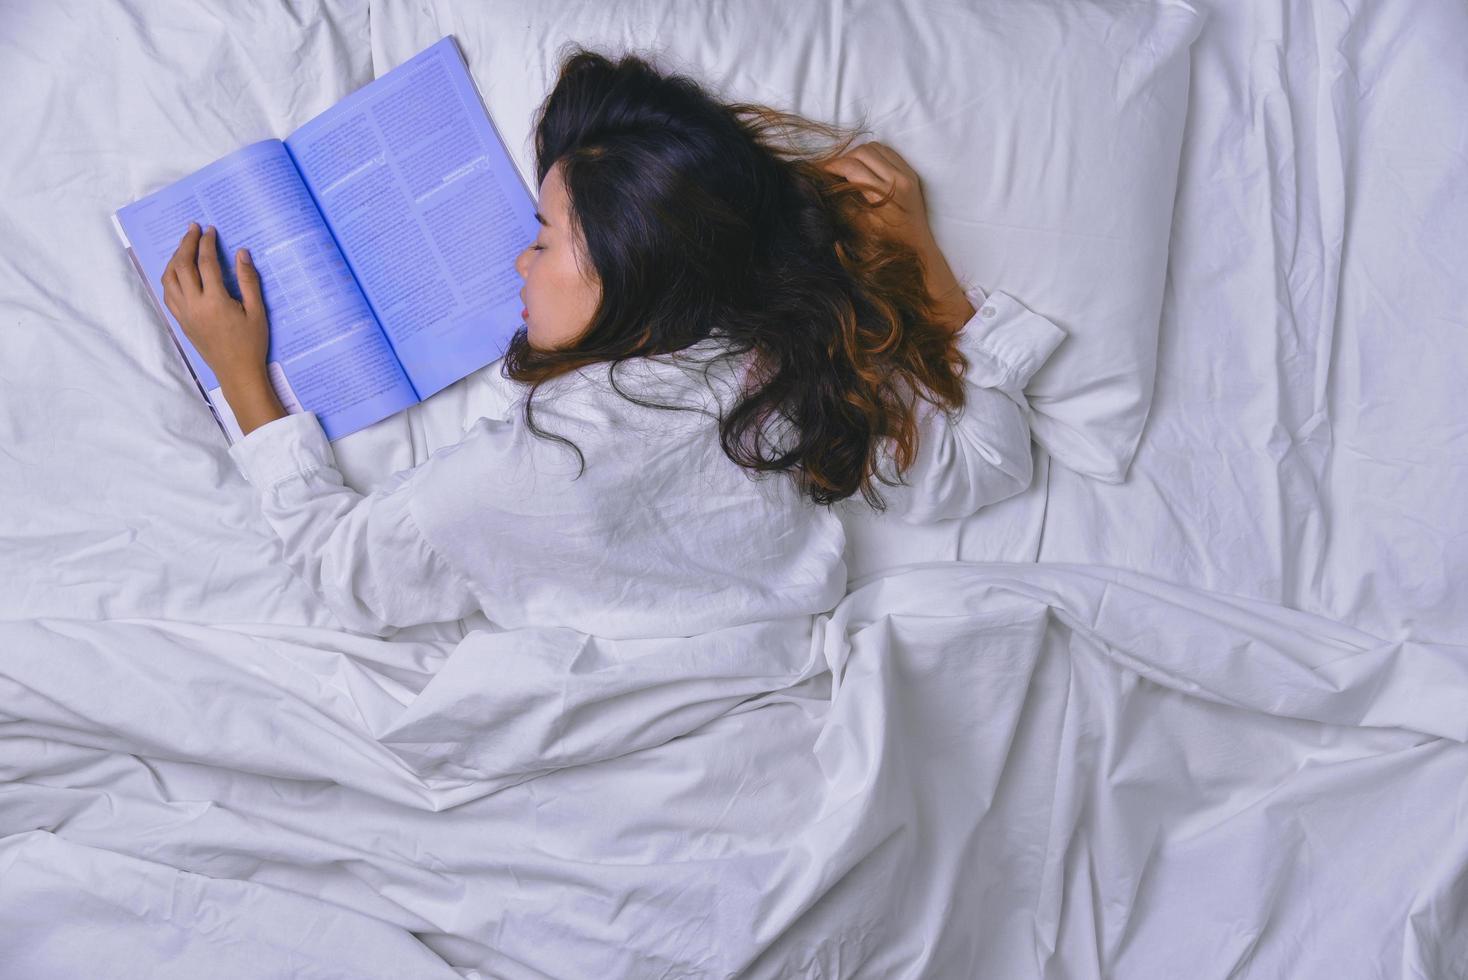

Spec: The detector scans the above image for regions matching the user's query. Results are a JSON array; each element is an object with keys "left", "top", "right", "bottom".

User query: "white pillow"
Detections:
[{"left": 368, "top": 0, "right": 1204, "bottom": 484}]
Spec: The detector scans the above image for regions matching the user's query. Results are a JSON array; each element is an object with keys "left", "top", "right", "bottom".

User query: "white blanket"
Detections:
[{"left": 6, "top": 563, "right": 1466, "bottom": 977}]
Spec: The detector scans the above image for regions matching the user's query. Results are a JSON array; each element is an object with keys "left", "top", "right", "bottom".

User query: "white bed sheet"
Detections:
[
  {"left": 2, "top": 0, "right": 1466, "bottom": 977},
  {"left": 1036, "top": 0, "right": 1468, "bottom": 643},
  {"left": 0, "top": 0, "right": 376, "bottom": 631}
]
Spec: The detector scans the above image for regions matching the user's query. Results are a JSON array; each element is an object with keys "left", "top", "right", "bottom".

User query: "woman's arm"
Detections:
[
  {"left": 820, "top": 142, "right": 1065, "bottom": 522},
  {"left": 819, "top": 141, "right": 974, "bottom": 333},
  {"left": 229, "top": 412, "right": 486, "bottom": 637},
  {"left": 914, "top": 237, "right": 978, "bottom": 335},
  {"left": 159, "top": 221, "right": 483, "bottom": 635},
  {"left": 224, "top": 373, "right": 290, "bottom": 436},
  {"left": 886, "top": 283, "right": 1065, "bottom": 523}
]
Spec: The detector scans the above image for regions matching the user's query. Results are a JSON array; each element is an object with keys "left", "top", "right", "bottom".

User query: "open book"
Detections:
[{"left": 112, "top": 36, "right": 537, "bottom": 444}]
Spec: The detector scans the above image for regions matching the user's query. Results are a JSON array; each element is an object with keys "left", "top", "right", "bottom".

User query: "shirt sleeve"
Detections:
[
  {"left": 227, "top": 410, "right": 484, "bottom": 637},
  {"left": 882, "top": 283, "right": 1067, "bottom": 524}
]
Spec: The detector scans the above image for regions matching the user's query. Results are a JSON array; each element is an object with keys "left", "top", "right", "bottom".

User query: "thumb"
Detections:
[{"left": 235, "top": 248, "right": 265, "bottom": 320}]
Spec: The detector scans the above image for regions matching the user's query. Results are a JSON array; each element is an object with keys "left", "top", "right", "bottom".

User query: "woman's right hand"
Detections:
[{"left": 819, "top": 141, "right": 936, "bottom": 254}]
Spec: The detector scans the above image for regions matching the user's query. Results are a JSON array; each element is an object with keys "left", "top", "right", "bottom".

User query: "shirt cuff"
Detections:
[
  {"left": 954, "top": 283, "right": 1067, "bottom": 391},
  {"left": 228, "top": 411, "right": 336, "bottom": 490}
]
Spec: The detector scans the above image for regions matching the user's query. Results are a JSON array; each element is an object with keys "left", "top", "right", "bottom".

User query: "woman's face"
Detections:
[{"left": 514, "top": 160, "right": 602, "bottom": 351}]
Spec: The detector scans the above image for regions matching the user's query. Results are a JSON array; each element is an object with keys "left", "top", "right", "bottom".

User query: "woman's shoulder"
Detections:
[
  {"left": 545, "top": 335, "right": 750, "bottom": 426},
  {"left": 442, "top": 338, "right": 753, "bottom": 489}
]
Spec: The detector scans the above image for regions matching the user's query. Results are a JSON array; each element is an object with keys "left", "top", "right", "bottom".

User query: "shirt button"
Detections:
[{"left": 980, "top": 305, "right": 997, "bottom": 318}]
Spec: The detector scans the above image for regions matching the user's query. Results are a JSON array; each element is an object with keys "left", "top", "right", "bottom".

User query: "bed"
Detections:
[{"left": 2, "top": 0, "right": 1466, "bottom": 976}]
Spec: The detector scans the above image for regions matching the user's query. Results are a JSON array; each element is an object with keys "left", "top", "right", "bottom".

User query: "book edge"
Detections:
[{"left": 112, "top": 215, "right": 238, "bottom": 448}]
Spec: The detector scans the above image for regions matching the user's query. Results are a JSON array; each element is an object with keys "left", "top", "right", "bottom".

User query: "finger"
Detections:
[
  {"left": 168, "top": 222, "right": 203, "bottom": 294},
  {"left": 853, "top": 144, "right": 918, "bottom": 208},
  {"left": 165, "top": 222, "right": 198, "bottom": 292},
  {"left": 866, "top": 142, "right": 916, "bottom": 180},
  {"left": 161, "top": 266, "right": 180, "bottom": 317},
  {"left": 854, "top": 145, "right": 914, "bottom": 200},
  {"left": 822, "top": 156, "right": 890, "bottom": 203},
  {"left": 197, "top": 225, "right": 225, "bottom": 296},
  {"left": 817, "top": 154, "right": 860, "bottom": 179},
  {"left": 849, "top": 142, "right": 898, "bottom": 178},
  {"left": 234, "top": 247, "right": 265, "bottom": 321}
]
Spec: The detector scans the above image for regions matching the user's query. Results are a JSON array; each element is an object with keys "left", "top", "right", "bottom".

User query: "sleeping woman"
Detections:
[{"left": 158, "top": 47, "right": 1065, "bottom": 640}]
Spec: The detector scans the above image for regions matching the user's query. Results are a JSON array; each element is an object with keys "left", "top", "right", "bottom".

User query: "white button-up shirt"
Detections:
[{"left": 228, "top": 285, "right": 1064, "bottom": 639}]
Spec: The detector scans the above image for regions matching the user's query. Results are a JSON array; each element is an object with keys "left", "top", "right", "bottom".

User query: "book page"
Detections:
[
  {"left": 286, "top": 36, "right": 539, "bottom": 400},
  {"left": 114, "top": 139, "right": 419, "bottom": 441}
]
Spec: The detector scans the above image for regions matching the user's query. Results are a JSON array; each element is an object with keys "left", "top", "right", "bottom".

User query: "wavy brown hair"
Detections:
[{"left": 501, "top": 46, "right": 971, "bottom": 511}]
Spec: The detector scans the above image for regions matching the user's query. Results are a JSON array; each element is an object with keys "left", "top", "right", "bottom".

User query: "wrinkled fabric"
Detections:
[
  {"left": 1038, "top": 0, "right": 1468, "bottom": 643},
  {"left": 4, "top": 0, "right": 1467, "bottom": 976},
  {"left": 3, "top": 563, "right": 1466, "bottom": 978}
]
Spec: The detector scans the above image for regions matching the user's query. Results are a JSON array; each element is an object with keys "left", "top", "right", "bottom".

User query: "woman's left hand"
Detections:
[
  {"left": 820, "top": 142, "right": 974, "bottom": 332},
  {"left": 819, "top": 141, "right": 937, "bottom": 254},
  {"left": 162, "top": 222, "right": 269, "bottom": 388}
]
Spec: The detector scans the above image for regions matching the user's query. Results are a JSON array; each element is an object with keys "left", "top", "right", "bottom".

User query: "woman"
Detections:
[{"left": 160, "top": 48, "right": 1065, "bottom": 640}]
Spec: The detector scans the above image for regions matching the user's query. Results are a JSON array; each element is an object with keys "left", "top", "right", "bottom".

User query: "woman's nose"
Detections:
[{"left": 514, "top": 246, "right": 530, "bottom": 278}]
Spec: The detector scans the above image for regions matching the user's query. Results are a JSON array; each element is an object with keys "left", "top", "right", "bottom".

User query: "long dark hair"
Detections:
[{"left": 501, "top": 45, "right": 970, "bottom": 511}]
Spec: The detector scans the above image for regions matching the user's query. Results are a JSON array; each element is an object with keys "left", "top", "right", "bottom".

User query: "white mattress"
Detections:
[{"left": 2, "top": 0, "right": 1465, "bottom": 976}]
